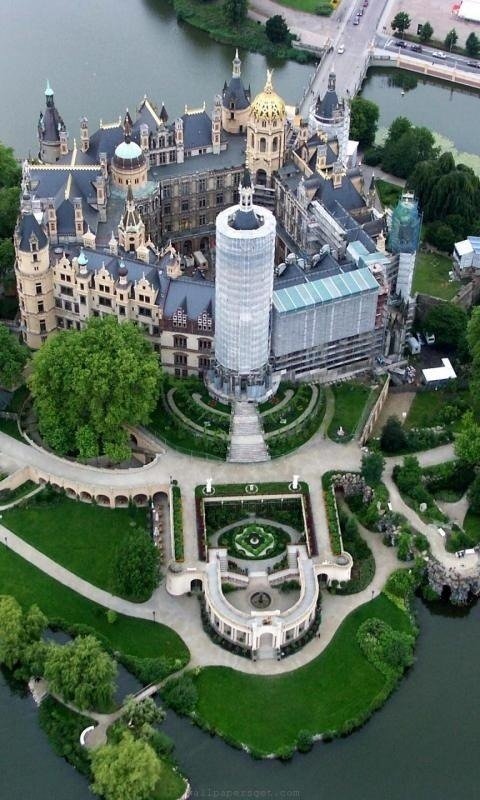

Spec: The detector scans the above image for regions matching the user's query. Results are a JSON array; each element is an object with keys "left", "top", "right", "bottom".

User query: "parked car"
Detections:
[
  {"left": 363, "top": 0, "right": 369, "bottom": 6},
  {"left": 337, "top": 44, "right": 345, "bottom": 54},
  {"left": 410, "top": 44, "right": 422, "bottom": 52},
  {"left": 468, "top": 60, "right": 480, "bottom": 68},
  {"left": 358, "top": 8, "right": 363, "bottom": 15},
  {"left": 432, "top": 51, "right": 446, "bottom": 59},
  {"left": 394, "top": 40, "right": 407, "bottom": 48},
  {"left": 353, "top": 17, "right": 359, "bottom": 25}
]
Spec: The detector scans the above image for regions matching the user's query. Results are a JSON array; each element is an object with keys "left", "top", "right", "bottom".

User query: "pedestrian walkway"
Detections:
[{"left": 228, "top": 401, "right": 270, "bottom": 463}]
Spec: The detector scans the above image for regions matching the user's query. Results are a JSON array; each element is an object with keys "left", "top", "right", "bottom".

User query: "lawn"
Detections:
[
  {"left": 412, "top": 251, "right": 460, "bottom": 300},
  {"left": 375, "top": 179, "right": 403, "bottom": 209},
  {"left": 461, "top": 510, "right": 480, "bottom": 547},
  {"left": 328, "top": 382, "right": 372, "bottom": 442},
  {"left": 2, "top": 495, "right": 149, "bottom": 598},
  {"left": 0, "top": 544, "right": 189, "bottom": 663},
  {"left": 274, "top": 0, "right": 333, "bottom": 13},
  {"left": 192, "top": 594, "right": 412, "bottom": 753},
  {"left": 405, "top": 389, "right": 469, "bottom": 432}
]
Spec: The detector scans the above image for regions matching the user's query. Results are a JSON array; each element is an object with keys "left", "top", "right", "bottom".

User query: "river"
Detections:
[{"left": 1, "top": 1, "right": 480, "bottom": 797}]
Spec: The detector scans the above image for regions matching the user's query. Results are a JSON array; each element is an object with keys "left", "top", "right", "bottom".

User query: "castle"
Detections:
[{"left": 15, "top": 52, "right": 418, "bottom": 391}]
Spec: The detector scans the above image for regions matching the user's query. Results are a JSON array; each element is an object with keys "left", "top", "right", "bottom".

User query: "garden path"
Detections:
[
  {"left": 436, "top": 494, "right": 469, "bottom": 528},
  {"left": 259, "top": 390, "right": 294, "bottom": 418}
]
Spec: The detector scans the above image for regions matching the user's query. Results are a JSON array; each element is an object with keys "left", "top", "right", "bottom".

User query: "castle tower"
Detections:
[
  {"left": 310, "top": 70, "right": 350, "bottom": 166},
  {"left": 117, "top": 184, "right": 146, "bottom": 253},
  {"left": 37, "top": 80, "right": 67, "bottom": 163},
  {"left": 221, "top": 49, "right": 251, "bottom": 135},
  {"left": 212, "top": 95, "right": 222, "bottom": 155},
  {"left": 246, "top": 70, "right": 286, "bottom": 188},
  {"left": 209, "top": 170, "right": 276, "bottom": 401},
  {"left": 111, "top": 126, "right": 147, "bottom": 190},
  {"left": 14, "top": 210, "right": 56, "bottom": 348},
  {"left": 389, "top": 192, "right": 422, "bottom": 301},
  {"left": 80, "top": 117, "right": 89, "bottom": 153}
]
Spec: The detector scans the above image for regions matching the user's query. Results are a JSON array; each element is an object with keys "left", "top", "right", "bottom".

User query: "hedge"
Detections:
[{"left": 171, "top": 485, "right": 184, "bottom": 561}]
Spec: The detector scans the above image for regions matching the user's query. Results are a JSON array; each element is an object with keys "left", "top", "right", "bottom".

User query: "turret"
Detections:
[
  {"left": 14, "top": 211, "right": 56, "bottom": 348},
  {"left": 175, "top": 117, "right": 184, "bottom": 164},
  {"left": 38, "top": 80, "right": 67, "bottom": 164}
]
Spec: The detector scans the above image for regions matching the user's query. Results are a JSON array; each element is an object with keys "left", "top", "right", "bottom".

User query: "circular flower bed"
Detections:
[{"left": 218, "top": 523, "right": 290, "bottom": 560}]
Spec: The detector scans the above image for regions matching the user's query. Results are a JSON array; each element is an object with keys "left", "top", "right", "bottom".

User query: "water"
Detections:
[
  {"left": 361, "top": 68, "right": 480, "bottom": 169},
  {"left": 0, "top": 0, "right": 311, "bottom": 157},
  {"left": 1, "top": 599, "right": 479, "bottom": 799}
]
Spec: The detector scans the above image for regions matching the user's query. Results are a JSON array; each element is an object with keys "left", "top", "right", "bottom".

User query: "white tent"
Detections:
[{"left": 458, "top": 0, "right": 480, "bottom": 22}]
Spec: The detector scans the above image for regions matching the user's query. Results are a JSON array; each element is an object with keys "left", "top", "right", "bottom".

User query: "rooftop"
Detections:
[{"left": 273, "top": 266, "right": 379, "bottom": 313}]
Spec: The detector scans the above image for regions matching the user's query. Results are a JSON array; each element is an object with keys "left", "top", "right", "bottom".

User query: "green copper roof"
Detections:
[
  {"left": 45, "top": 79, "right": 54, "bottom": 96},
  {"left": 272, "top": 267, "right": 378, "bottom": 314}
]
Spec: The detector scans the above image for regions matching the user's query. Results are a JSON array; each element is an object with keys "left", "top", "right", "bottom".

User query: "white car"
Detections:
[
  {"left": 432, "top": 51, "right": 446, "bottom": 59},
  {"left": 337, "top": 44, "right": 345, "bottom": 54}
]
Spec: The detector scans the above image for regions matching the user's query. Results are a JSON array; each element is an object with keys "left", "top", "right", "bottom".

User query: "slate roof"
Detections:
[
  {"left": 88, "top": 125, "right": 130, "bottom": 161},
  {"left": 30, "top": 167, "right": 102, "bottom": 204},
  {"left": 39, "top": 104, "right": 65, "bottom": 143},
  {"left": 18, "top": 213, "right": 48, "bottom": 252},
  {"left": 182, "top": 111, "right": 213, "bottom": 150},
  {"left": 222, "top": 76, "right": 250, "bottom": 111},
  {"left": 229, "top": 208, "right": 262, "bottom": 230}
]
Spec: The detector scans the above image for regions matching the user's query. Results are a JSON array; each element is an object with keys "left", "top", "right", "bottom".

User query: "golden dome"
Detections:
[{"left": 250, "top": 70, "right": 286, "bottom": 123}]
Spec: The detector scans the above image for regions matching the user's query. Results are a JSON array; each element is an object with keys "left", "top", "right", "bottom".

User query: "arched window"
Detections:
[
  {"left": 272, "top": 136, "right": 278, "bottom": 152},
  {"left": 250, "top": 133, "right": 254, "bottom": 148},
  {"left": 259, "top": 137, "right": 266, "bottom": 153}
]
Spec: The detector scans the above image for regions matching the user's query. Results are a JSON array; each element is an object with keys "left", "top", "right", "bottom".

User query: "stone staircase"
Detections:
[
  {"left": 228, "top": 401, "right": 270, "bottom": 463},
  {"left": 256, "top": 647, "right": 278, "bottom": 661}
]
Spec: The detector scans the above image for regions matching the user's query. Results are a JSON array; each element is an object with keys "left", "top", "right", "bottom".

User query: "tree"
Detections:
[
  {"left": 44, "top": 635, "right": 117, "bottom": 711},
  {"left": 28, "top": 316, "right": 161, "bottom": 462},
  {"left": 445, "top": 28, "right": 458, "bottom": 51},
  {"left": 114, "top": 529, "right": 160, "bottom": 601},
  {"left": 0, "top": 596, "right": 47, "bottom": 670},
  {"left": 265, "top": 15, "right": 292, "bottom": 45},
  {"left": 223, "top": 0, "right": 248, "bottom": 26},
  {"left": 91, "top": 731, "right": 162, "bottom": 800},
  {"left": 361, "top": 452, "right": 385, "bottom": 486},
  {"left": 0, "top": 143, "right": 21, "bottom": 190},
  {"left": 0, "top": 239, "right": 14, "bottom": 275},
  {"left": 424, "top": 303, "right": 468, "bottom": 351},
  {"left": 121, "top": 696, "right": 165, "bottom": 736},
  {"left": 467, "top": 473, "right": 480, "bottom": 513},
  {"left": 380, "top": 416, "right": 407, "bottom": 454},
  {"left": 455, "top": 411, "right": 480, "bottom": 465},
  {"left": 419, "top": 22, "right": 433, "bottom": 43},
  {"left": 350, "top": 97, "right": 380, "bottom": 148},
  {"left": 0, "top": 323, "right": 28, "bottom": 388},
  {"left": 466, "top": 32, "right": 480, "bottom": 58},
  {"left": 391, "top": 11, "right": 411, "bottom": 35},
  {"left": 381, "top": 118, "right": 438, "bottom": 179}
]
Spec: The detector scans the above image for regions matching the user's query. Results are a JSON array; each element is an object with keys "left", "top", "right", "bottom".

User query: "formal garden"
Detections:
[{"left": 218, "top": 522, "right": 291, "bottom": 560}]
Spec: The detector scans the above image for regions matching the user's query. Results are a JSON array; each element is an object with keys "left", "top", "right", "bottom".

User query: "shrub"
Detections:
[
  {"left": 296, "top": 730, "right": 314, "bottom": 753},
  {"left": 380, "top": 416, "right": 407, "bottom": 453},
  {"left": 161, "top": 675, "right": 198, "bottom": 715},
  {"left": 38, "top": 696, "right": 92, "bottom": 776},
  {"left": 357, "top": 617, "right": 415, "bottom": 679},
  {"left": 113, "top": 528, "right": 160, "bottom": 601},
  {"left": 172, "top": 485, "right": 184, "bottom": 561}
]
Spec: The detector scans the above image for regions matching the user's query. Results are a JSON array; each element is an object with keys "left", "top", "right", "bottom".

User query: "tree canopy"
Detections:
[
  {"left": 419, "top": 22, "right": 433, "bottom": 42},
  {"left": 361, "top": 451, "right": 385, "bottom": 486},
  {"left": 114, "top": 528, "right": 160, "bottom": 601},
  {"left": 455, "top": 411, "right": 480, "bottom": 465},
  {"left": 381, "top": 117, "right": 438, "bottom": 179},
  {"left": 423, "top": 303, "right": 468, "bottom": 351},
  {"left": 0, "top": 323, "right": 28, "bottom": 388},
  {"left": 0, "top": 596, "right": 47, "bottom": 670},
  {"left": 224, "top": 0, "right": 248, "bottom": 26},
  {"left": 91, "top": 731, "right": 162, "bottom": 800},
  {"left": 28, "top": 316, "right": 161, "bottom": 462},
  {"left": 380, "top": 416, "right": 407, "bottom": 454},
  {"left": 444, "top": 28, "right": 458, "bottom": 50},
  {"left": 121, "top": 696, "right": 165, "bottom": 735},
  {"left": 391, "top": 12, "right": 411, "bottom": 35},
  {"left": 466, "top": 32, "right": 480, "bottom": 58},
  {"left": 350, "top": 97, "right": 379, "bottom": 148},
  {"left": 266, "top": 15, "right": 292, "bottom": 45},
  {"left": 44, "top": 635, "right": 117, "bottom": 711}
]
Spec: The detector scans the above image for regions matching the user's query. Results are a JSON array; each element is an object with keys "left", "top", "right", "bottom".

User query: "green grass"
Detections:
[
  {"left": 192, "top": 594, "right": 412, "bottom": 753},
  {"left": 412, "top": 251, "right": 460, "bottom": 300},
  {"left": 148, "top": 396, "right": 227, "bottom": 460},
  {"left": 2, "top": 495, "right": 149, "bottom": 598},
  {"left": 274, "top": 0, "right": 333, "bottom": 13},
  {"left": 154, "top": 764, "right": 187, "bottom": 800},
  {"left": 0, "top": 417, "right": 24, "bottom": 440},
  {"left": 328, "top": 382, "right": 372, "bottom": 442},
  {"left": 461, "top": 510, "right": 480, "bottom": 547},
  {"left": 0, "top": 544, "right": 189, "bottom": 662},
  {"left": 0, "top": 480, "right": 38, "bottom": 505},
  {"left": 375, "top": 179, "right": 403, "bottom": 209},
  {"left": 405, "top": 389, "right": 469, "bottom": 432}
]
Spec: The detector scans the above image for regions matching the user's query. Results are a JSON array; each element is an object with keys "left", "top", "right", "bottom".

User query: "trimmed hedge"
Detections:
[
  {"left": 321, "top": 472, "right": 343, "bottom": 555},
  {"left": 171, "top": 485, "right": 184, "bottom": 561}
]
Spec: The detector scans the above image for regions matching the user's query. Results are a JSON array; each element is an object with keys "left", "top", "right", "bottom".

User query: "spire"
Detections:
[
  {"left": 264, "top": 69, "right": 274, "bottom": 94},
  {"left": 45, "top": 79, "right": 54, "bottom": 97},
  {"left": 232, "top": 48, "right": 241, "bottom": 78},
  {"left": 328, "top": 70, "right": 336, "bottom": 92},
  {"left": 159, "top": 103, "right": 168, "bottom": 124},
  {"left": 123, "top": 109, "right": 133, "bottom": 141},
  {"left": 126, "top": 182, "right": 134, "bottom": 207}
]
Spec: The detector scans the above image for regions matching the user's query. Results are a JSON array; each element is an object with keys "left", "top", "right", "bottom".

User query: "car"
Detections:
[
  {"left": 410, "top": 44, "right": 422, "bottom": 52},
  {"left": 432, "top": 51, "right": 446, "bottom": 59},
  {"left": 353, "top": 17, "right": 359, "bottom": 25},
  {"left": 468, "top": 60, "right": 480, "bottom": 68},
  {"left": 363, "top": 0, "right": 369, "bottom": 6},
  {"left": 358, "top": 8, "right": 363, "bottom": 15},
  {"left": 337, "top": 44, "right": 345, "bottom": 54},
  {"left": 394, "top": 40, "right": 407, "bottom": 48}
]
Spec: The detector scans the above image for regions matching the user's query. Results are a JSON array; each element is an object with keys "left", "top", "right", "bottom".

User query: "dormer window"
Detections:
[{"left": 173, "top": 307, "right": 187, "bottom": 327}]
